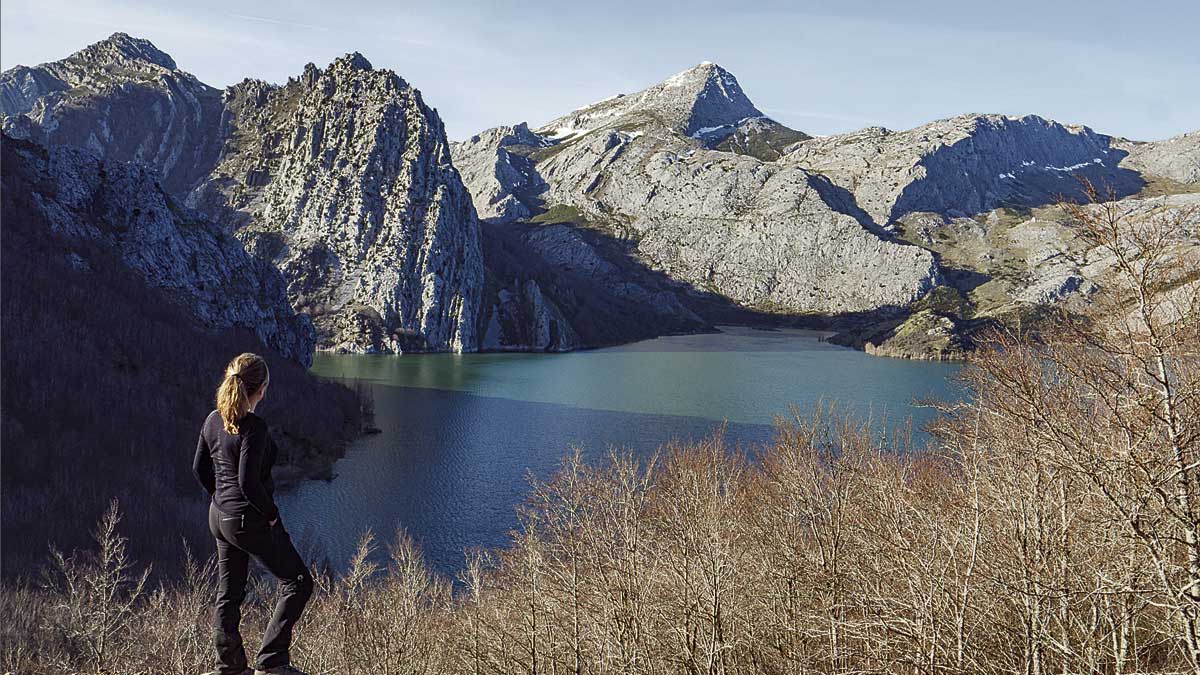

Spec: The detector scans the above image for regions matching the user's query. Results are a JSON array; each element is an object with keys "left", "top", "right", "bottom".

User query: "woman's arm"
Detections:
[
  {"left": 237, "top": 423, "right": 280, "bottom": 522},
  {"left": 192, "top": 432, "right": 215, "bottom": 496}
]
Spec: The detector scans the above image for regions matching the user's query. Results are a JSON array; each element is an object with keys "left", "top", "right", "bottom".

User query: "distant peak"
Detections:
[
  {"left": 667, "top": 61, "right": 726, "bottom": 81},
  {"left": 333, "top": 52, "right": 373, "bottom": 71},
  {"left": 537, "top": 61, "right": 760, "bottom": 140},
  {"left": 72, "top": 32, "right": 177, "bottom": 70},
  {"left": 661, "top": 61, "right": 742, "bottom": 94}
]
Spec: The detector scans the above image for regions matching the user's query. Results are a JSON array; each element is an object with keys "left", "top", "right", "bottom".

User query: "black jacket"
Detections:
[{"left": 193, "top": 410, "right": 280, "bottom": 521}]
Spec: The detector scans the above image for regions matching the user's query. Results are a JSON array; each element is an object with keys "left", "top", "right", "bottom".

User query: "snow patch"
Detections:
[
  {"left": 691, "top": 124, "right": 731, "bottom": 138},
  {"left": 547, "top": 126, "right": 592, "bottom": 140},
  {"left": 1044, "top": 158, "right": 1103, "bottom": 172}
]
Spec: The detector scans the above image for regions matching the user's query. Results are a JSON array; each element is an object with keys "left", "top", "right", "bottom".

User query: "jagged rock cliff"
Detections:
[
  {"left": 189, "top": 53, "right": 483, "bottom": 354},
  {"left": 452, "top": 122, "right": 549, "bottom": 223},
  {"left": 3, "top": 35, "right": 485, "bottom": 355},
  {"left": 480, "top": 279, "right": 581, "bottom": 352},
  {"left": 2, "top": 131, "right": 314, "bottom": 364},
  {"left": 0, "top": 33, "right": 224, "bottom": 195}
]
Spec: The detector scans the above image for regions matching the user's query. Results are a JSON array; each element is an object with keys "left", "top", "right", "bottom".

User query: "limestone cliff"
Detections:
[
  {"left": 189, "top": 53, "right": 483, "bottom": 353},
  {"left": 4, "top": 35, "right": 485, "bottom": 355}
]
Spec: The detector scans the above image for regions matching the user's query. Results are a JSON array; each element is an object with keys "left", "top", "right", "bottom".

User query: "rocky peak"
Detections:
[
  {"left": 0, "top": 33, "right": 223, "bottom": 194},
  {"left": 656, "top": 61, "right": 762, "bottom": 132},
  {"left": 67, "top": 32, "right": 178, "bottom": 71},
  {"left": 288, "top": 54, "right": 412, "bottom": 105},
  {"left": 191, "top": 53, "right": 483, "bottom": 353},
  {"left": 538, "top": 61, "right": 766, "bottom": 139},
  {"left": 1, "top": 32, "right": 184, "bottom": 117},
  {"left": 333, "top": 51, "right": 374, "bottom": 72},
  {"left": 451, "top": 122, "right": 551, "bottom": 223}
]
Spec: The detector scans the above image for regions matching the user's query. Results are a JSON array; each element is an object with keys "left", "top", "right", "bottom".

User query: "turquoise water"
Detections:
[{"left": 277, "top": 327, "right": 960, "bottom": 573}]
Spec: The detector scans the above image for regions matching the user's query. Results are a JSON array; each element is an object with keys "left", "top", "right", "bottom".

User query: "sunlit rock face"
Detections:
[
  {"left": 4, "top": 36, "right": 485, "bottom": 354},
  {"left": 189, "top": 53, "right": 483, "bottom": 354}
]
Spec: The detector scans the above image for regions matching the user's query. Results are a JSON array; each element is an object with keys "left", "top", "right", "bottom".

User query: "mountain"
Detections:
[
  {"left": 0, "top": 132, "right": 363, "bottom": 573},
  {"left": 782, "top": 114, "right": 1143, "bottom": 226},
  {"left": 0, "top": 33, "right": 224, "bottom": 195},
  {"left": 454, "top": 63, "right": 1198, "bottom": 358},
  {"left": 187, "top": 53, "right": 482, "bottom": 354},
  {"left": 455, "top": 63, "right": 940, "bottom": 325},
  {"left": 542, "top": 62, "right": 765, "bottom": 137},
  {"left": 6, "top": 38, "right": 1198, "bottom": 360},
  {"left": 2, "top": 35, "right": 484, "bottom": 355},
  {"left": 538, "top": 62, "right": 809, "bottom": 158}
]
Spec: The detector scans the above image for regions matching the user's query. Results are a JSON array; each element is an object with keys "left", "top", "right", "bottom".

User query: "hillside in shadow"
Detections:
[{"left": 0, "top": 138, "right": 364, "bottom": 578}]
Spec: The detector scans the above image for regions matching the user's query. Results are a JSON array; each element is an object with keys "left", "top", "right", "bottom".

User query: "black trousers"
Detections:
[{"left": 208, "top": 502, "right": 313, "bottom": 673}]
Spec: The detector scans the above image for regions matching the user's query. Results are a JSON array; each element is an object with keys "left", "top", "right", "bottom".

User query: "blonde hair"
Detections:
[{"left": 216, "top": 353, "right": 269, "bottom": 435}]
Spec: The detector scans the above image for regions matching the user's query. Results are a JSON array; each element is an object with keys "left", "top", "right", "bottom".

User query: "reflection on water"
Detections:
[{"left": 278, "top": 327, "right": 960, "bottom": 573}]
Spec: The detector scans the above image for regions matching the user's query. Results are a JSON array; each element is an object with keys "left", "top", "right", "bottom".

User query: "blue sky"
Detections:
[{"left": 2, "top": 0, "right": 1196, "bottom": 141}]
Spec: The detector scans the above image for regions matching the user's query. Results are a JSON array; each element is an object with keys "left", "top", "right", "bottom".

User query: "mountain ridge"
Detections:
[
  {"left": 5, "top": 35, "right": 1199, "bottom": 360},
  {"left": 453, "top": 61, "right": 1197, "bottom": 358}
]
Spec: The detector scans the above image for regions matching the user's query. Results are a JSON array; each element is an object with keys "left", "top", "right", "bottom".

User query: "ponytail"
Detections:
[{"left": 216, "top": 353, "right": 269, "bottom": 434}]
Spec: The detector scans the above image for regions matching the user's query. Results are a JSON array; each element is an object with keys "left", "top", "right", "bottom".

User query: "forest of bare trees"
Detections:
[{"left": 2, "top": 190, "right": 1197, "bottom": 674}]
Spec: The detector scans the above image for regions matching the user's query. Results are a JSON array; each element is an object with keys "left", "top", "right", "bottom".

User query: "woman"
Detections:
[{"left": 193, "top": 353, "right": 313, "bottom": 675}]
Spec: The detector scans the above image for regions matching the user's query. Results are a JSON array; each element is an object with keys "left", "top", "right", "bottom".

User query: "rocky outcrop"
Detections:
[
  {"left": 451, "top": 123, "right": 549, "bottom": 223},
  {"left": 1118, "top": 131, "right": 1200, "bottom": 185},
  {"left": 784, "top": 114, "right": 1144, "bottom": 226},
  {"left": 1, "top": 131, "right": 314, "bottom": 365},
  {"left": 478, "top": 218, "right": 711, "bottom": 350},
  {"left": 4, "top": 36, "right": 486, "bottom": 355},
  {"left": 533, "top": 130, "right": 940, "bottom": 314},
  {"left": 480, "top": 279, "right": 581, "bottom": 352},
  {"left": 188, "top": 53, "right": 483, "bottom": 354},
  {"left": 712, "top": 116, "right": 811, "bottom": 161},
  {"left": 0, "top": 33, "right": 224, "bottom": 195}
]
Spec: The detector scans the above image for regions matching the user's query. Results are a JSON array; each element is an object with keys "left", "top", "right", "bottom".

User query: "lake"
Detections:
[{"left": 277, "top": 326, "right": 961, "bottom": 574}]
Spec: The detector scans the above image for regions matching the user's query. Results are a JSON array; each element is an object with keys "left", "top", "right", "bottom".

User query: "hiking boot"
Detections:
[{"left": 254, "top": 666, "right": 311, "bottom": 675}]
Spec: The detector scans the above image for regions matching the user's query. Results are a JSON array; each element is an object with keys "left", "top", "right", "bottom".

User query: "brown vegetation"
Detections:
[{"left": 3, "top": 190, "right": 1197, "bottom": 673}]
